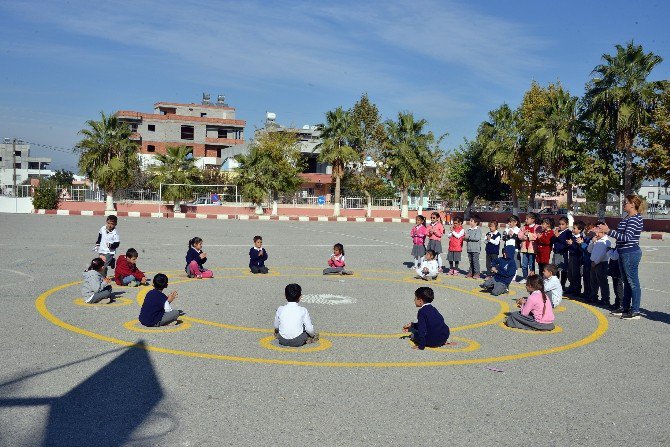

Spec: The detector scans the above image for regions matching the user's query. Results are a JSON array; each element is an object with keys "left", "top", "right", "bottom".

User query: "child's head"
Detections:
[
  {"left": 285, "top": 283, "right": 302, "bottom": 302},
  {"left": 333, "top": 243, "right": 344, "bottom": 255},
  {"left": 558, "top": 216, "right": 568, "bottom": 230},
  {"left": 573, "top": 220, "right": 585, "bottom": 234},
  {"left": 526, "top": 212, "right": 538, "bottom": 225},
  {"left": 425, "top": 249, "right": 436, "bottom": 260},
  {"left": 541, "top": 217, "right": 554, "bottom": 230},
  {"left": 525, "top": 274, "right": 545, "bottom": 294},
  {"left": 87, "top": 258, "right": 105, "bottom": 272},
  {"left": 416, "top": 215, "right": 426, "bottom": 225},
  {"left": 502, "top": 245, "right": 515, "bottom": 259},
  {"left": 414, "top": 286, "right": 434, "bottom": 306},
  {"left": 542, "top": 264, "right": 558, "bottom": 279},
  {"left": 469, "top": 215, "right": 481, "bottom": 227},
  {"left": 189, "top": 237, "right": 203, "bottom": 250},
  {"left": 253, "top": 235, "right": 263, "bottom": 248},
  {"left": 453, "top": 216, "right": 463, "bottom": 225},
  {"left": 488, "top": 220, "right": 498, "bottom": 231},
  {"left": 508, "top": 215, "right": 519, "bottom": 227},
  {"left": 430, "top": 211, "right": 441, "bottom": 223},
  {"left": 105, "top": 215, "right": 118, "bottom": 231},
  {"left": 153, "top": 273, "right": 169, "bottom": 291},
  {"left": 125, "top": 248, "right": 138, "bottom": 264}
]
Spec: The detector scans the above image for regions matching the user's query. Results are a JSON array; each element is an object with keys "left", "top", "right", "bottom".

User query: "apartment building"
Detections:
[
  {"left": 116, "top": 95, "right": 246, "bottom": 170},
  {"left": 0, "top": 139, "right": 52, "bottom": 189}
]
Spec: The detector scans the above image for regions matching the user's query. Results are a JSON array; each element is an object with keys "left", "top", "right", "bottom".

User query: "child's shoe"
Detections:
[
  {"left": 196, "top": 274, "right": 203, "bottom": 279},
  {"left": 128, "top": 280, "right": 140, "bottom": 287},
  {"left": 465, "top": 273, "right": 473, "bottom": 278}
]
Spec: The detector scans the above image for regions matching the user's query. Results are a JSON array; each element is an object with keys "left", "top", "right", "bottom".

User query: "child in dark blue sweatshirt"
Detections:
[
  {"left": 249, "top": 235, "right": 269, "bottom": 274},
  {"left": 402, "top": 287, "right": 450, "bottom": 350},
  {"left": 480, "top": 245, "right": 516, "bottom": 295},
  {"left": 185, "top": 237, "right": 213, "bottom": 278},
  {"left": 551, "top": 216, "right": 572, "bottom": 290},
  {"left": 565, "top": 221, "right": 585, "bottom": 294}
]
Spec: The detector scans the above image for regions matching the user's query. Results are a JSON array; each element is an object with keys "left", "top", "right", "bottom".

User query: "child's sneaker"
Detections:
[
  {"left": 85, "top": 294, "right": 95, "bottom": 304},
  {"left": 465, "top": 273, "right": 473, "bottom": 278},
  {"left": 621, "top": 311, "right": 641, "bottom": 320},
  {"left": 129, "top": 280, "right": 140, "bottom": 287}
]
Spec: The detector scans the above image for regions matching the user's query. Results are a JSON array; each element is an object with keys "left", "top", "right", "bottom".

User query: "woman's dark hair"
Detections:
[
  {"left": 126, "top": 248, "right": 139, "bottom": 258},
  {"left": 333, "top": 243, "right": 344, "bottom": 255},
  {"left": 414, "top": 287, "right": 434, "bottom": 303},
  {"left": 508, "top": 215, "right": 520, "bottom": 225},
  {"left": 285, "top": 283, "right": 302, "bottom": 302},
  {"left": 153, "top": 273, "right": 169, "bottom": 290},
  {"left": 416, "top": 215, "right": 426, "bottom": 226},
  {"left": 526, "top": 274, "right": 548, "bottom": 316},
  {"left": 189, "top": 237, "right": 203, "bottom": 249},
  {"left": 87, "top": 258, "right": 104, "bottom": 271}
]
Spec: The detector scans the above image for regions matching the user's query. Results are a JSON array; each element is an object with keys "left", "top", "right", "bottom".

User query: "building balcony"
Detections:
[
  {"left": 205, "top": 137, "right": 244, "bottom": 146},
  {"left": 129, "top": 132, "right": 142, "bottom": 141}
]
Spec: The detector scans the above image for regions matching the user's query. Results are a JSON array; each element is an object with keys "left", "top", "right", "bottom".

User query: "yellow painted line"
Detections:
[
  {"left": 497, "top": 321, "right": 564, "bottom": 334},
  {"left": 35, "top": 282, "right": 609, "bottom": 367},
  {"left": 123, "top": 319, "right": 192, "bottom": 333},
  {"left": 555, "top": 305, "right": 567, "bottom": 313},
  {"left": 73, "top": 297, "right": 134, "bottom": 307},
  {"left": 407, "top": 336, "right": 481, "bottom": 353},
  {"left": 259, "top": 335, "right": 332, "bottom": 352}
]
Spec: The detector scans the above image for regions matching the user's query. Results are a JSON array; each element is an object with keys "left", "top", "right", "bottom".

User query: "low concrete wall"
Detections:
[{"left": 0, "top": 197, "right": 33, "bottom": 213}]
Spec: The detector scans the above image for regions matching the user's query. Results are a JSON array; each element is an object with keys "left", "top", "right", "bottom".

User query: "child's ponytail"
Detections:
[
  {"left": 189, "top": 237, "right": 203, "bottom": 250},
  {"left": 87, "top": 258, "right": 104, "bottom": 272},
  {"left": 526, "top": 275, "right": 548, "bottom": 317}
]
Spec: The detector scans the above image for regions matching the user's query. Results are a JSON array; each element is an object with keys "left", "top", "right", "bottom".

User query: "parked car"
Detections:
[
  {"left": 187, "top": 197, "right": 217, "bottom": 206},
  {"left": 536, "top": 207, "right": 567, "bottom": 215}
]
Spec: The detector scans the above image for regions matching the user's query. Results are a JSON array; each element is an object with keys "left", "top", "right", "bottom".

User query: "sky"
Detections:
[{"left": 0, "top": 0, "right": 668, "bottom": 171}]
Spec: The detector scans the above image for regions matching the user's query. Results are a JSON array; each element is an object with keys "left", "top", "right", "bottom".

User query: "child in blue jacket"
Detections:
[
  {"left": 249, "top": 235, "right": 269, "bottom": 274},
  {"left": 480, "top": 245, "right": 516, "bottom": 296},
  {"left": 402, "top": 287, "right": 450, "bottom": 350}
]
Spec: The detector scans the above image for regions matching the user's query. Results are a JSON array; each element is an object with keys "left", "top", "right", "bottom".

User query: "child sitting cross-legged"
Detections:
[
  {"left": 506, "top": 274, "right": 555, "bottom": 331},
  {"left": 249, "top": 235, "right": 269, "bottom": 274},
  {"left": 480, "top": 245, "right": 517, "bottom": 296},
  {"left": 274, "top": 283, "right": 319, "bottom": 347},
  {"left": 415, "top": 249, "right": 439, "bottom": 280},
  {"left": 114, "top": 248, "right": 149, "bottom": 287},
  {"left": 402, "top": 287, "right": 450, "bottom": 350},
  {"left": 138, "top": 273, "right": 183, "bottom": 327}
]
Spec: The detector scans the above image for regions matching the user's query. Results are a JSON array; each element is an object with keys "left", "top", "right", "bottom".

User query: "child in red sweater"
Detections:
[
  {"left": 535, "top": 218, "right": 554, "bottom": 275},
  {"left": 447, "top": 217, "right": 465, "bottom": 275},
  {"left": 114, "top": 248, "right": 149, "bottom": 287}
]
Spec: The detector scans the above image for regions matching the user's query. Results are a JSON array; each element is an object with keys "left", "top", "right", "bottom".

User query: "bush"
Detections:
[{"left": 32, "top": 186, "right": 60, "bottom": 210}]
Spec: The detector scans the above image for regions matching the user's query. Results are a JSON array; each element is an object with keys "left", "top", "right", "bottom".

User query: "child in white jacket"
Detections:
[
  {"left": 588, "top": 225, "right": 611, "bottom": 304},
  {"left": 415, "top": 250, "right": 440, "bottom": 280}
]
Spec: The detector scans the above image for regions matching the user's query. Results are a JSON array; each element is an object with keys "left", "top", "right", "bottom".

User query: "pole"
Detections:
[{"left": 12, "top": 138, "right": 17, "bottom": 195}]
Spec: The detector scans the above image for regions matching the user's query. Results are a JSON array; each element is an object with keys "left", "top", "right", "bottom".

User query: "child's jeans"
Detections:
[
  {"left": 122, "top": 275, "right": 136, "bottom": 285},
  {"left": 188, "top": 260, "right": 214, "bottom": 278},
  {"left": 521, "top": 252, "right": 536, "bottom": 278}
]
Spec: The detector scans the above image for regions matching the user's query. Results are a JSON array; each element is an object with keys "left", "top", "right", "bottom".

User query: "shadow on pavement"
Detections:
[{"left": 641, "top": 307, "right": 670, "bottom": 325}]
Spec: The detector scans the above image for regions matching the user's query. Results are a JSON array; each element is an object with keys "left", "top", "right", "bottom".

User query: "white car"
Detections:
[{"left": 187, "top": 197, "right": 219, "bottom": 206}]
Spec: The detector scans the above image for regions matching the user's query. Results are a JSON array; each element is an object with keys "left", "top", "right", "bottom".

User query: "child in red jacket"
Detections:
[
  {"left": 447, "top": 217, "right": 465, "bottom": 275},
  {"left": 535, "top": 218, "right": 554, "bottom": 274},
  {"left": 114, "top": 248, "right": 149, "bottom": 287}
]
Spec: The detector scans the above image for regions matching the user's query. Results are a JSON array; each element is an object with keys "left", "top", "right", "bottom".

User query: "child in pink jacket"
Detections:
[
  {"left": 410, "top": 215, "right": 427, "bottom": 269},
  {"left": 323, "top": 243, "right": 352, "bottom": 275},
  {"left": 427, "top": 211, "right": 445, "bottom": 271},
  {"left": 505, "top": 275, "right": 555, "bottom": 330},
  {"left": 447, "top": 217, "right": 465, "bottom": 275}
]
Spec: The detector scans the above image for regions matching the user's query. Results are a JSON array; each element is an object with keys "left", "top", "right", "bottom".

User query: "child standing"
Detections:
[
  {"left": 485, "top": 220, "right": 501, "bottom": 274},
  {"left": 114, "top": 248, "right": 149, "bottom": 287},
  {"left": 82, "top": 258, "right": 113, "bottom": 304},
  {"left": 274, "top": 283, "right": 319, "bottom": 347},
  {"left": 506, "top": 275, "right": 555, "bottom": 331},
  {"left": 551, "top": 216, "right": 573, "bottom": 290},
  {"left": 447, "top": 217, "right": 465, "bottom": 275},
  {"left": 402, "top": 286, "right": 450, "bottom": 350},
  {"left": 535, "top": 218, "right": 554, "bottom": 275},
  {"left": 578, "top": 223, "right": 595, "bottom": 300},
  {"left": 410, "top": 215, "right": 427, "bottom": 269},
  {"left": 566, "top": 221, "right": 585, "bottom": 295},
  {"left": 415, "top": 249, "right": 439, "bottom": 280},
  {"left": 323, "top": 243, "right": 352, "bottom": 275},
  {"left": 426, "top": 212, "right": 445, "bottom": 271},
  {"left": 588, "top": 224, "right": 611, "bottom": 305},
  {"left": 503, "top": 215, "right": 521, "bottom": 280},
  {"left": 249, "top": 235, "right": 269, "bottom": 274},
  {"left": 94, "top": 215, "right": 120, "bottom": 277},
  {"left": 607, "top": 247, "right": 623, "bottom": 310},
  {"left": 518, "top": 212, "right": 539, "bottom": 282},
  {"left": 138, "top": 273, "right": 182, "bottom": 327},
  {"left": 185, "top": 237, "right": 214, "bottom": 279},
  {"left": 480, "top": 245, "right": 517, "bottom": 296},
  {"left": 464, "top": 215, "right": 482, "bottom": 278}
]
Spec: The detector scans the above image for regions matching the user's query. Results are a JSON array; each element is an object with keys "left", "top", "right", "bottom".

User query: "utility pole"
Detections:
[{"left": 12, "top": 138, "right": 17, "bottom": 195}]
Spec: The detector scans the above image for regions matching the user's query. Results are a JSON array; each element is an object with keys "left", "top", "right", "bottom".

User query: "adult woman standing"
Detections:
[{"left": 598, "top": 195, "right": 644, "bottom": 320}]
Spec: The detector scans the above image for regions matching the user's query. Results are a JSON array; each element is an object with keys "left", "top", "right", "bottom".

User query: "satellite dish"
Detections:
[
  {"left": 266, "top": 112, "right": 276, "bottom": 120},
  {"left": 217, "top": 94, "right": 225, "bottom": 104},
  {"left": 202, "top": 93, "right": 211, "bottom": 104}
]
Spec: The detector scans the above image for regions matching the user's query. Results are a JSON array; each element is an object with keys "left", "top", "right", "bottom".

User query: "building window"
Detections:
[
  {"left": 14, "top": 162, "right": 21, "bottom": 169},
  {"left": 218, "top": 128, "right": 227, "bottom": 138},
  {"left": 181, "top": 125, "right": 195, "bottom": 140},
  {"left": 28, "top": 162, "right": 39, "bottom": 169},
  {"left": 129, "top": 123, "right": 138, "bottom": 132},
  {"left": 201, "top": 113, "right": 207, "bottom": 117},
  {"left": 147, "top": 145, "right": 156, "bottom": 153},
  {"left": 648, "top": 192, "right": 655, "bottom": 200},
  {"left": 148, "top": 124, "right": 155, "bottom": 131},
  {"left": 14, "top": 151, "right": 21, "bottom": 156}
]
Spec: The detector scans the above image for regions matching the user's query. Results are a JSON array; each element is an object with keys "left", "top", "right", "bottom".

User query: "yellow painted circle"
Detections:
[
  {"left": 497, "top": 321, "right": 564, "bottom": 334},
  {"left": 406, "top": 336, "right": 481, "bottom": 352},
  {"left": 259, "top": 335, "right": 332, "bottom": 352},
  {"left": 554, "top": 305, "right": 567, "bottom": 313},
  {"left": 73, "top": 297, "right": 134, "bottom": 307},
  {"left": 123, "top": 318, "right": 192, "bottom": 333}
]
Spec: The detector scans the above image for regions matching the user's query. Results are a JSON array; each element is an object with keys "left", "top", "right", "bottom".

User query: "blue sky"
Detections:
[{"left": 0, "top": 0, "right": 668, "bottom": 171}]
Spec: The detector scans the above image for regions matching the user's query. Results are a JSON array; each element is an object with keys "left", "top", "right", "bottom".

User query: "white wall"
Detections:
[{"left": 0, "top": 197, "right": 33, "bottom": 213}]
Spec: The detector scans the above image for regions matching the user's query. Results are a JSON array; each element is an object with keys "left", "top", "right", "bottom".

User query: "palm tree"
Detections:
[
  {"left": 76, "top": 112, "right": 140, "bottom": 211},
  {"left": 585, "top": 41, "right": 664, "bottom": 195},
  {"left": 383, "top": 112, "right": 434, "bottom": 218},
  {"left": 318, "top": 107, "right": 360, "bottom": 216},
  {"left": 149, "top": 145, "right": 199, "bottom": 212},
  {"left": 480, "top": 104, "right": 524, "bottom": 214}
]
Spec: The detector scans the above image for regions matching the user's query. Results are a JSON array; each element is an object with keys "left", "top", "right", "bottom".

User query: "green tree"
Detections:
[
  {"left": 50, "top": 169, "right": 74, "bottom": 187},
  {"left": 235, "top": 130, "right": 304, "bottom": 214},
  {"left": 383, "top": 112, "right": 435, "bottom": 218},
  {"left": 149, "top": 145, "right": 200, "bottom": 211},
  {"left": 317, "top": 107, "right": 359, "bottom": 216},
  {"left": 639, "top": 88, "right": 670, "bottom": 185},
  {"left": 76, "top": 112, "right": 140, "bottom": 211},
  {"left": 585, "top": 41, "right": 664, "bottom": 195}
]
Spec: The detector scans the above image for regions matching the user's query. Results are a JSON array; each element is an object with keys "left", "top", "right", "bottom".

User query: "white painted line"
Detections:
[
  {"left": 298, "top": 216, "right": 309, "bottom": 222},
  {"left": 258, "top": 215, "right": 270, "bottom": 221},
  {"left": 374, "top": 217, "right": 383, "bottom": 223},
  {"left": 81, "top": 210, "right": 94, "bottom": 216},
  {"left": 643, "top": 287, "right": 670, "bottom": 295},
  {"left": 238, "top": 214, "right": 250, "bottom": 220},
  {"left": 128, "top": 211, "right": 141, "bottom": 217},
  {"left": 278, "top": 216, "right": 289, "bottom": 221},
  {"left": 391, "top": 218, "right": 401, "bottom": 223},
  {"left": 56, "top": 210, "right": 69, "bottom": 215},
  {"left": 36, "top": 209, "right": 45, "bottom": 214},
  {"left": 174, "top": 213, "right": 186, "bottom": 219},
  {"left": 355, "top": 217, "right": 366, "bottom": 222},
  {"left": 317, "top": 216, "right": 328, "bottom": 222},
  {"left": 151, "top": 212, "right": 163, "bottom": 218},
  {"left": 196, "top": 213, "right": 208, "bottom": 219},
  {"left": 337, "top": 217, "right": 348, "bottom": 222},
  {"left": 216, "top": 214, "right": 229, "bottom": 220}
]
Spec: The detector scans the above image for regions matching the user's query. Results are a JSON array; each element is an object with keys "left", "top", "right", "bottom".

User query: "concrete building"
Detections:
[
  {"left": 638, "top": 179, "right": 669, "bottom": 208},
  {"left": 0, "top": 139, "right": 52, "bottom": 190},
  {"left": 116, "top": 95, "right": 246, "bottom": 170}
]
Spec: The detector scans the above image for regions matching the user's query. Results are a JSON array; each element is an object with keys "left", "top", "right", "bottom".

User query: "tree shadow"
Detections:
[{"left": 0, "top": 341, "right": 171, "bottom": 446}]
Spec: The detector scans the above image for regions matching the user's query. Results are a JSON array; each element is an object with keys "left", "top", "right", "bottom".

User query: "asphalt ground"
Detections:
[{"left": 0, "top": 214, "right": 669, "bottom": 446}]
